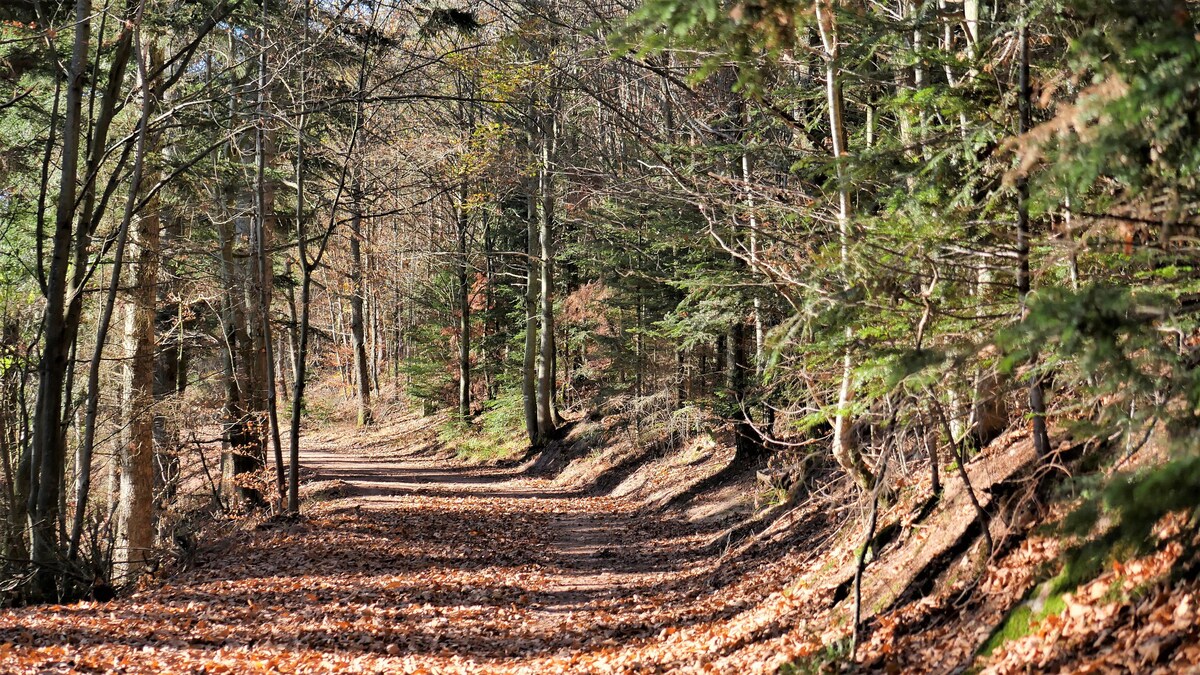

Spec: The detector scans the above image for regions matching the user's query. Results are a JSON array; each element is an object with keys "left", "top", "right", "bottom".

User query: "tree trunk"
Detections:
[
  {"left": 115, "top": 33, "right": 163, "bottom": 581},
  {"left": 116, "top": 238, "right": 157, "bottom": 582},
  {"left": 288, "top": 271, "right": 311, "bottom": 514},
  {"left": 726, "top": 320, "right": 757, "bottom": 462},
  {"left": 30, "top": 0, "right": 93, "bottom": 598},
  {"left": 523, "top": 190, "right": 540, "bottom": 445},
  {"left": 1, "top": 323, "right": 23, "bottom": 561},
  {"left": 217, "top": 208, "right": 259, "bottom": 505},
  {"left": 370, "top": 281, "right": 381, "bottom": 394},
  {"left": 817, "top": 0, "right": 873, "bottom": 489},
  {"left": 284, "top": 258, "right": 300, "bottom": 395},
  {"left": 73, "top": 26, "right": 161, "bottom": 563},
  {"left": 350, "top": 181, "right": 373, "bottom": 426},
  {"left": 288, "top": 3, "right": 368, "bottom": 511},
  {"left": 254, "top": 9, "right": 285, "bottom": 504},
  {"left": 455, "top": 190, "right": 470, "bottom": 418},
  {"left": 482, "top": 212, "right": 497, "bottom": 400},
  {"left": 673, "top": 348, "right": 686, "bottom": 408},
  {"left": 287, "top": 29, "right": 309, "bottom": 511},
  {"left": 635, "top": 291, "right": 644, "bottom": 398},
  {"left": 536, "top": 111, "right": 558, "bottom": 440},
  {"left": 1017, "top": 5, "right": 1051, "bottom": 458}
]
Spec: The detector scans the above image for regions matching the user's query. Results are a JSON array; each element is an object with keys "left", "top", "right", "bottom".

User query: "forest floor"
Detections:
[{"left": 2, "top": 413, "right": 1199, "bottom": 674}]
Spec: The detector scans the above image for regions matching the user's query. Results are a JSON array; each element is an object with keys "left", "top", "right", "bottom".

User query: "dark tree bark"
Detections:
[
  {"left": 350, "top": 180, "right": 374, "bottom": 427},
  {"left": 523, "top": 188, "right": 540, "bottom": 445},
  {"left": 455, "top": 189, "right": 470, "bottom": 418},
  {"left": 288, "top": 3, "right": 369, "bottom": 511},
  {"left": 30, "top": 0, "right": 93, "bottom": 598},
  {"left": 1017, "top": 5, "right": 1051, "bottom": 458}
]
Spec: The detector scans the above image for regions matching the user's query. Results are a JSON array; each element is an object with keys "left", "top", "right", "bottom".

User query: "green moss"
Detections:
[
  {"left": 779, "top": 637, "right": 853, "bottom": 674},
  {"left": 756, "top": 484, "right": 788, "bottom": 509},
  {"left": 871, "top": 592, "right": 895, "bottom": 615},
  {"left": 445, "top": 423, "right": 525, "bottom": 463},
  {"left": 978, "top": 581, "right": 1069, "bottom": 657},
  {"left": 454, "top": 437, "right": 520, "bottom": 462}
]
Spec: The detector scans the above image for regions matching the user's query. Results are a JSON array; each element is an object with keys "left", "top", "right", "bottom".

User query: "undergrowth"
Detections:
[{"left": 438, "top": 389, "right": 528, "bottom": 462}]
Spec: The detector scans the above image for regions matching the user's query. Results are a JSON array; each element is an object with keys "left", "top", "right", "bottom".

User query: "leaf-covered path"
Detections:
[{"left": 0, "top": 428, "right": 783, "bottom": 674}]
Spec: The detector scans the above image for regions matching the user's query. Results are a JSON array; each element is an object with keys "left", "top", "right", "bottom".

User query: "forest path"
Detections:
[
  {"left": 0, "top": 422, "right": 739, "bottom": 674},
  {"left": 300, "top": 435, "right": 709, "bottom": 596},
  {"left": 293, "top": 430, "right": 720, "bottom": 660}
]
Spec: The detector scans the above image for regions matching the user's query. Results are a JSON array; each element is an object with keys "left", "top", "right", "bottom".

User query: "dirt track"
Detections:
[{"left": 0, "top": 429, "right": 794, "bottom": 674}]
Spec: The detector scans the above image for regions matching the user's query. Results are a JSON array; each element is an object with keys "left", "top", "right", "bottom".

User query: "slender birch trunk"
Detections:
[{"left": 816, "top": 0, "right": 873, "bottom": 489}]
